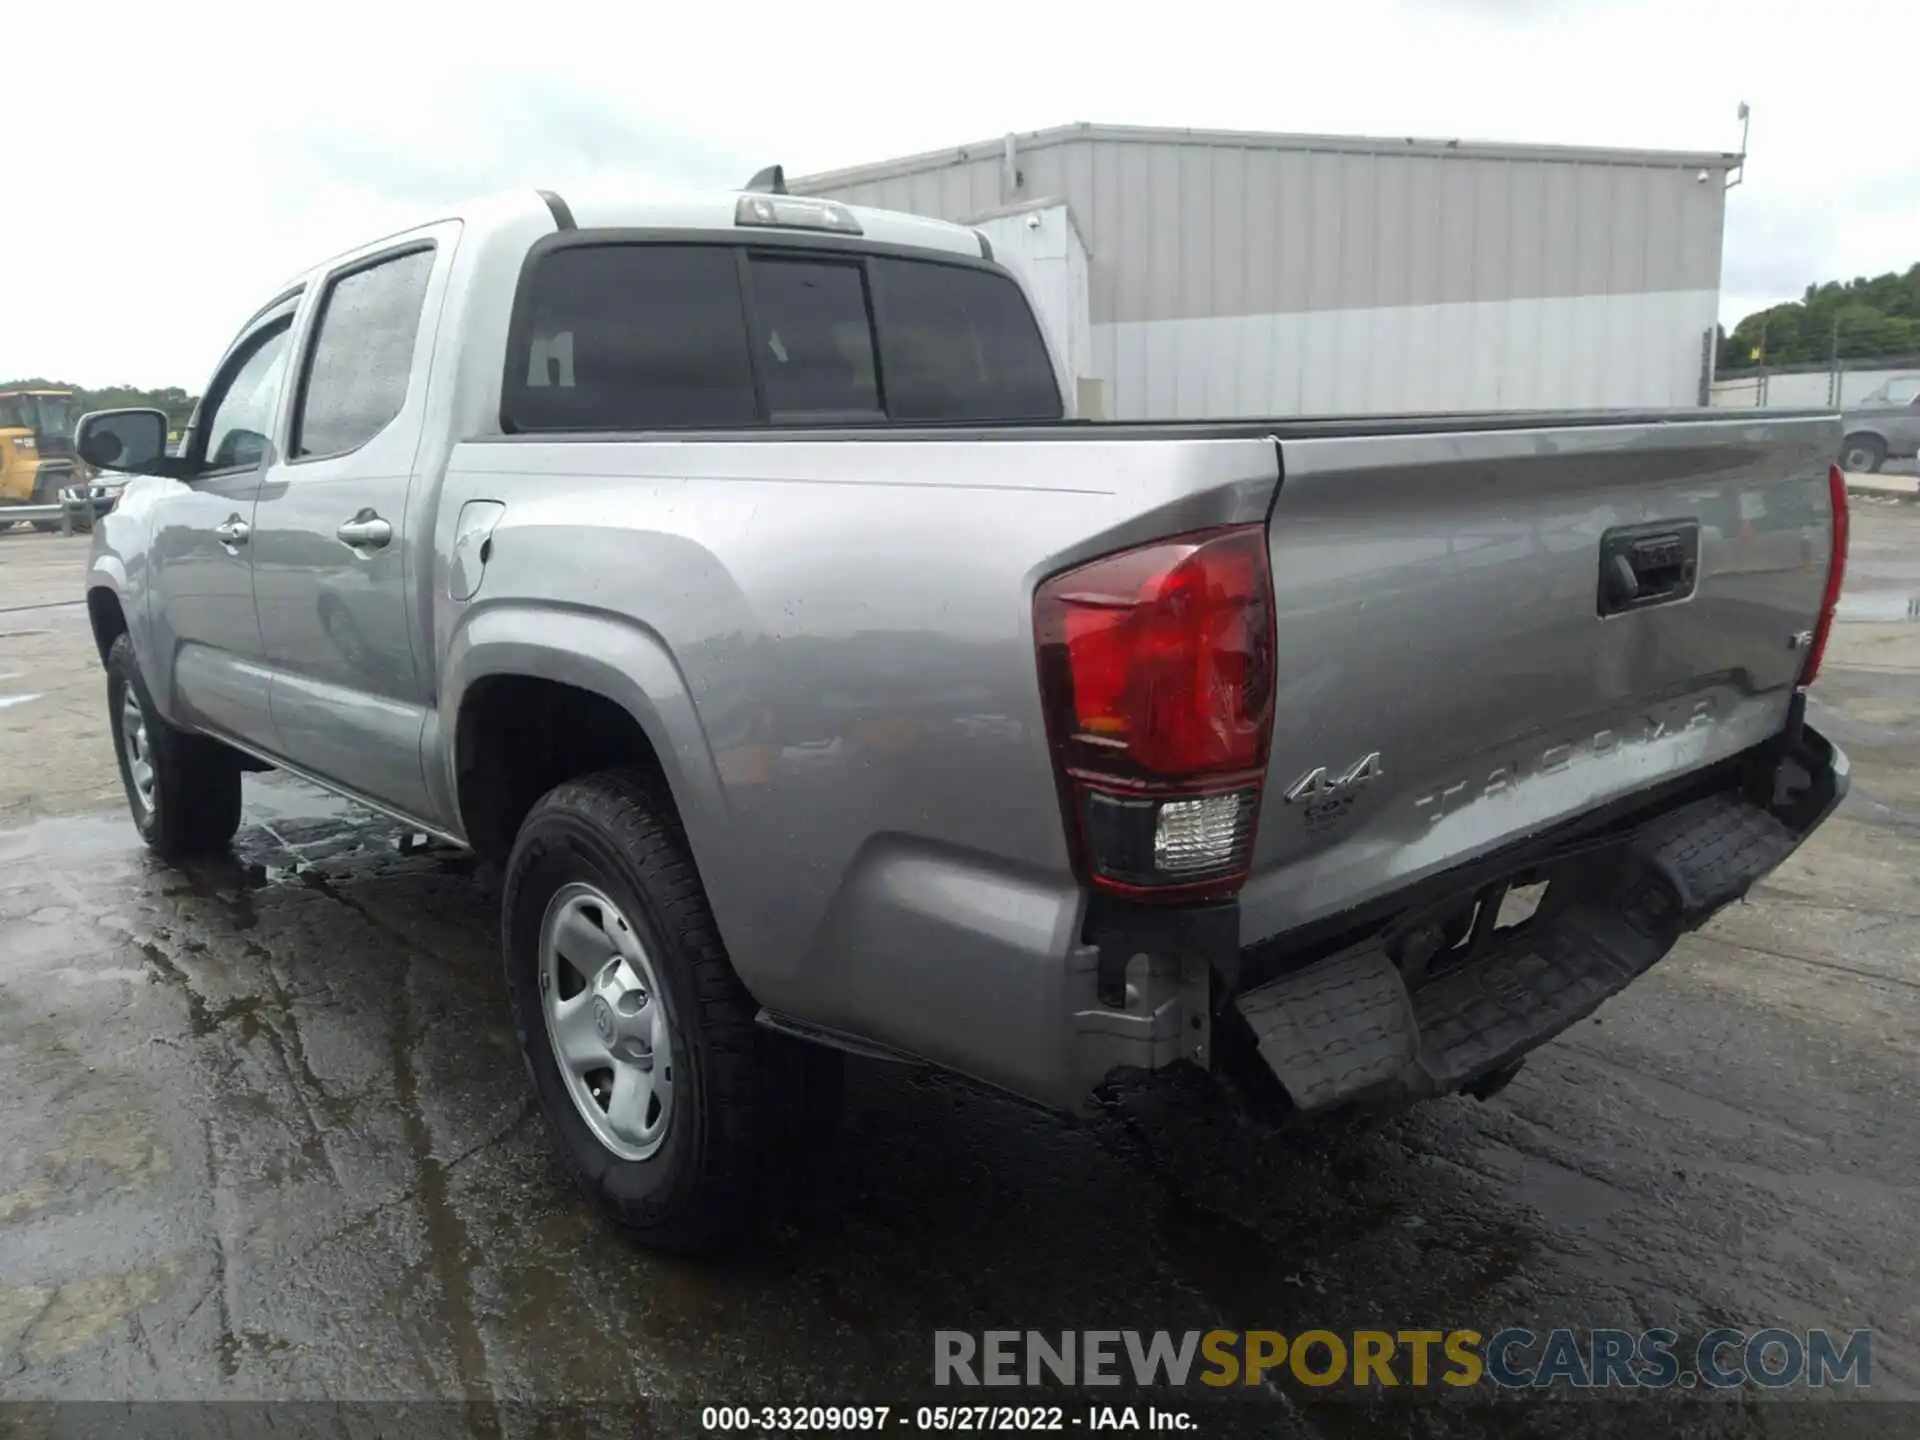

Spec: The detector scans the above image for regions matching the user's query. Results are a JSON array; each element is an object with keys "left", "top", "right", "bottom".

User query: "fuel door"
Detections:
[{"left": 448, "top": 500, "right": 505, "bottom": 602}]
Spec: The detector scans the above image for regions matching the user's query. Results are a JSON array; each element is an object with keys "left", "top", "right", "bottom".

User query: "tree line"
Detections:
[
  {"left": 0, "top": 378, "right": 199, "bottom": 430},
  {"left": 1720, "top": 263, "right": 1920, "bottom": 371}
]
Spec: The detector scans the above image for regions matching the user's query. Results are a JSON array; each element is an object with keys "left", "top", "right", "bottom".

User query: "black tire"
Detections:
[
  {"left": 1841, "top": 434, "right": 1886, "bottom": 474},
  {"left": 30, "top": 475, "right": 62, "bottom": 533},
  {"left": 106, "top": 634, "right": 244, "bottom": 858},
  {"left": 502, "top": 768, "right": 841, "bottom": 1253}
]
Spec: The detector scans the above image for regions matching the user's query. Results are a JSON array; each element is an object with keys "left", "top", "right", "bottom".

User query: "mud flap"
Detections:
[{"left": 1234, "top": 788, "right": 1812, "bottom": 1113}]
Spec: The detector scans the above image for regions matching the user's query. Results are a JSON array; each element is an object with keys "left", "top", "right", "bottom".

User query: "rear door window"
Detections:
[{"left": 293, "top": 247, "right": 435, "bottom": 459}]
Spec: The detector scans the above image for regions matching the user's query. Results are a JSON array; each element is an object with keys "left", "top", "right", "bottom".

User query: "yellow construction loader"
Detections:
[{"left": 0, "top": 388, "right": 84, "bottom": 531}]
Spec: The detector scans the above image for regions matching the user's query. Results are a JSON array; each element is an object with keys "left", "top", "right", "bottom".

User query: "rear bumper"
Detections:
[
  {"left": 761, "top": 719, "right": 1846, "bottom": 1117},
  {"left": 1231, "top": 719, "right": 1847, "bottom": 1114}
]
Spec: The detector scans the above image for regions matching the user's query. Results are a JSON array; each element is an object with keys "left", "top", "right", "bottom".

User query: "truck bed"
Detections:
[{"left": 467, "top": 407, "right": 1837, "bottom": 947}]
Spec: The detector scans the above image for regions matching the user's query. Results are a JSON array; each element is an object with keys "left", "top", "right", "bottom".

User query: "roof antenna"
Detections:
[{"left": 745, "top": 165, "right": 788, "bottom": 195}]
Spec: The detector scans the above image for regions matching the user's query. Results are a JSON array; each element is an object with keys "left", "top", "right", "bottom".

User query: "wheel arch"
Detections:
[
  {"left": 86, "top": 585, "right": 129, "bottom": 668},
  {"left": 1841, "top": 428, "right": 1889, "bottom": 461},
  {"left": 85, "top": 540, "right": 175, "bottom": 719},
  {"left": 440, "top": 605, "right": 732, "bottom": 870}
]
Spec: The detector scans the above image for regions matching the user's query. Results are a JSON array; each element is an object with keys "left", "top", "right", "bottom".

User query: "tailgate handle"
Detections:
[{"left": 1598, "top": 522, "right": 1699, "bottom": 616}]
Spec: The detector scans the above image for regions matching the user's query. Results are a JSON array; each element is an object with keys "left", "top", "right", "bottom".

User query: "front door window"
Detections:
[{"left": 199, "top": 323, "right": 293, "bottom": 471}]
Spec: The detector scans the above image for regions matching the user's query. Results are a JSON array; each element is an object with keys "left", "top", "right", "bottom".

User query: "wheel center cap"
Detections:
[{"left": 592, "top": 996, "right": 616, "bottom": 1043}]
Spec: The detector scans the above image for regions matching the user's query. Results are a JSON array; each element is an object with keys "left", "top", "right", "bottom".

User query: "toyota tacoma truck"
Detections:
[{"left": 78, "top": 183, "right": 1850, "bottom": 1252}]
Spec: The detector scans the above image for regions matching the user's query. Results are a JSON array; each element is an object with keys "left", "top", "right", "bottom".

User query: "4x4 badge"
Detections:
[{"left": 1284, "top": 752, "right": 1383, "bottom": 805}]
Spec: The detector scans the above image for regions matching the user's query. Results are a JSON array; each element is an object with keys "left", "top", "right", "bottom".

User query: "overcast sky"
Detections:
[{"left": 9, "top": 0, "right": 1911, "bottom": 388}]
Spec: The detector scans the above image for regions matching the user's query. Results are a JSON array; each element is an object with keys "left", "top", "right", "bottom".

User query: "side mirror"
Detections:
[{"left": 75, "top": 408, "right": 170, "bottom": 474}]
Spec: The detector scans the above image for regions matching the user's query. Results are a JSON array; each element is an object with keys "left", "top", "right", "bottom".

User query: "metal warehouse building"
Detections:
[{"left": 793, "top": 123, "right": 1738, "bottom": 419}]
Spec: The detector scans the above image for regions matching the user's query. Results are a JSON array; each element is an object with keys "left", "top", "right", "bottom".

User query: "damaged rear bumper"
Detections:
[
  {"left": 762, "top": 719, "right": 1845, "bottom": 1121},
  {"left": 1231, "top": 720, "right": 1848, "bottom": 1114}
]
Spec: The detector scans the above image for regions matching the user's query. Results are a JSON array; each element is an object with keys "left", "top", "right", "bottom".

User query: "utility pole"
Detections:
[{"left": 1830, "top": 313, "right": 1842, "bottom": 408}]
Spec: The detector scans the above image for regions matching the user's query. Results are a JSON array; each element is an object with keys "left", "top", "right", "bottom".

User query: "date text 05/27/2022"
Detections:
[{"left": 701, "top": 1406, "right": 1193, "bottom": 1432}]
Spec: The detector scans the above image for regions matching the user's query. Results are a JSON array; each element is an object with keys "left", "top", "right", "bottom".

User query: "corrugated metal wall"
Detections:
[{"left": 797, "top": 130, "right": 1729, "bottom": 418}]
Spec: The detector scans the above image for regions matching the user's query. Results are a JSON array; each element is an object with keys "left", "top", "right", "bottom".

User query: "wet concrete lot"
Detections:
[{"left": 1, "top": 520, "right": 1918, "bottom": 1436}]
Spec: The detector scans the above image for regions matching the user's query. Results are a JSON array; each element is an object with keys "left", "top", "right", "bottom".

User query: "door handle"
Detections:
[
  {"left": 336, "top": 510, "right": 393, "bottom": 550},
  {"left": 213, "top": 515, "right": 250, "bottom": 547}
]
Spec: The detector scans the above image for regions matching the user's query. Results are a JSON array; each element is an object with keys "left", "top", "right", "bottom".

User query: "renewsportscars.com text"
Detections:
[{"left": 934, "top": 1327, "right": 1871, "bottom": 1391}]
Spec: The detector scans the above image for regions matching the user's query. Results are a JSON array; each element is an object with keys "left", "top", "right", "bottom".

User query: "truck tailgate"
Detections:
[{"left": 1240, "top": 414, "right": 1838, "bottom": 946}]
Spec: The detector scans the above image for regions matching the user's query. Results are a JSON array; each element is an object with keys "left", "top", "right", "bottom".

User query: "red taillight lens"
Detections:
[
  {"left": 1035, "top": 525, "right": 1276, "bottom": 899},
  {"left": 1799, "top": 464, "right": 1850, "bottom": 688}
]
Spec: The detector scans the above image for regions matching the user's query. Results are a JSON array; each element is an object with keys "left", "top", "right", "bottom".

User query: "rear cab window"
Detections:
[
  {"left": 513, "top": 246, "right": 758, "bottom": 430},
  {"left": 747, "top": 256, "right": 880, "bottom": 422},
  {"left": 503, "top": 237, "right": 1061, "bottom": 432},
  {"left": 867, "top": 258, "right": 1061, "bottom": 421}
]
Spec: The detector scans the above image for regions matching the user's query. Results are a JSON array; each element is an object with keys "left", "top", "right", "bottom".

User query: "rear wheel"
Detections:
[
  {"left": 106, "top": 635, "right": 244, "bottom": 857},
  {"left": 502, "top": 768, "right": 841, "bottom": 1252},
  {"left": 1841, "top": 434, "right": 1886, "bottom": 474}
]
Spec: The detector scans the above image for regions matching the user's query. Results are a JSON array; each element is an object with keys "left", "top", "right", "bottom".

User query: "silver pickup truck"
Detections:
[
  {"left": 78, "top": 185, "right": 1850, "bottom": 1252},
  {"left": 1840, "top": 373, "right": 1920, "bottom": 473}
]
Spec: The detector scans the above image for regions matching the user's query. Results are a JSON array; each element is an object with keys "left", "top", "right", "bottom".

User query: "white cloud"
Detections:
[{"left": 8, "top": 0, "right": 1916, "bottom": 386}]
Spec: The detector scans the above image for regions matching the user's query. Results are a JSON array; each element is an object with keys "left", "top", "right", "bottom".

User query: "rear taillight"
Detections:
[
  {"left": 1034, "top": 525, "right": 1276, "bottom": 900},
  {"left": 1799, "top": 463, "right": 1850, "bottom": 687}
]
